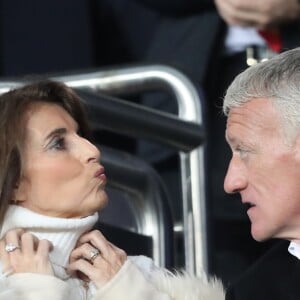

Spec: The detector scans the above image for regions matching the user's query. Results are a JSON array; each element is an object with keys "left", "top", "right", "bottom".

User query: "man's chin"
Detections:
[{"left": 251, "top": 226, "right": 270, "bottom": 242}]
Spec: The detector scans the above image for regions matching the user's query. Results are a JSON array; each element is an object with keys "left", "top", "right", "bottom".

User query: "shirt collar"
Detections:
[{"left": 288, "top": 241, "right": 300, "bottom": 260}]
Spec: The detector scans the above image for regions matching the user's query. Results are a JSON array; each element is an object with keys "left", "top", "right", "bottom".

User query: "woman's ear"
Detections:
[{"left": 12, "top": 179, "right": 27, "bottom": 204}]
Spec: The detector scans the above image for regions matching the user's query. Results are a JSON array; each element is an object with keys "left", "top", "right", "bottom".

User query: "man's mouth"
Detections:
[{"left": 244, "top": 202, "right": 255, "bottom": 210}]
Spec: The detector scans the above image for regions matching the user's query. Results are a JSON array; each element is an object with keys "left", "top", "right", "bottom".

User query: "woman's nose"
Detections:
[
  {"left": 224, "top": 157, "right": 247, "bottom": 194},
  {"left": 80, "top": 137, "right": 100, "bottom": 163}
]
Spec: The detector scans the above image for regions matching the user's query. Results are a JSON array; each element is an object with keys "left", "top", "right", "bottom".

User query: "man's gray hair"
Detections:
[{"left": 223, "top": 47, "right": 300, "bottom": 141}]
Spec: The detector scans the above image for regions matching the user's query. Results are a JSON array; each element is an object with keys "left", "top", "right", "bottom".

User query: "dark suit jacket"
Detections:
[{"left": 226, "top": 240, "right": 300, "bottom": 300}]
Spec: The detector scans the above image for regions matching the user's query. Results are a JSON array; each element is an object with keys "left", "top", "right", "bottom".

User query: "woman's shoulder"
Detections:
[
  {"left": 128, "top": 255, "right": 161, "bottom": 278},
  {"left": 0, "top": 273, "right": 69, "bottom": 300}
]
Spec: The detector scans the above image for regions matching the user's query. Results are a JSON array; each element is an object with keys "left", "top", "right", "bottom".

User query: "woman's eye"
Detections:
[{"left": 50, "top": 137, "right": 66, "bottom": 150}]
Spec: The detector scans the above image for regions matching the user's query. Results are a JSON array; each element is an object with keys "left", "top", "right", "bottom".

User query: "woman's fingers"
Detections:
[
  {"left": 4, "top": 228, "right": 24, "bottom": 251},
  {"left": 70, "top": 242, "right": 100, "bottom": 263},
  {"left": 68, "top": 258, "right": 96, "bottom": 279},
  {"left": 20, "top": 232, "right": 40, "bottom": 254},
  {"left": 78, "top": 230, "right": 127, "bottom": 264},
  {"left": 0, "top": 228, "right": 25, "bottom": 272},
  {"left": 0, "top": 239, "right": 12, "bottom": 273},
  {"left": 34, "top": 239, "right": 54, "bottom": 274},
  {"left": 36, "top": 239, "right": 53, "bottom": 258},
  {"left": 107, "top": 242, "right": 127, "bottom": 265},
  {"left": 78, "top": 230, "right": 110, "bottom": 259},
  {"left": 71, "top": 230, "right": 127, "bottom": 288},
  {"left": 68, "top": 254, "right": 119, "bottom": 288},
  {"left": 0, "top": 229, "right": 53, "bottom": 276},
  {"left": 77, "top": 230, "right": 127, "bottom": 263}
]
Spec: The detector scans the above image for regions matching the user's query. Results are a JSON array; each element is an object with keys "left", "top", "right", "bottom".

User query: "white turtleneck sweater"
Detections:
[
  {"left": 0, "top": 205, "right": 101, "bottom": 299},
  {"left": 1, "top": 205, "right": 99, "bottom": 277},
  {"left": 0, "top": 205, "right": 169, "bottom": 300},
  {"left": 0, "top": 205, "right": 225, "bottom": 300}
]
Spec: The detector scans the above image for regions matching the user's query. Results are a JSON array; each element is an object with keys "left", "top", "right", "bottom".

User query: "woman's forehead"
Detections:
[{"left": 24, "top": 103, "right": 77, "bottom": 141}]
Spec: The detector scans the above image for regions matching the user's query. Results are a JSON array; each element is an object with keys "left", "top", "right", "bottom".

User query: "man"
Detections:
[{"left": 223, "top": 47, "right": 300, "bottom": 299}]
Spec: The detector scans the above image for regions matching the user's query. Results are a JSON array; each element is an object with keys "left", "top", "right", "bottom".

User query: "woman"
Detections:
[{"left": 0, "top": 80, "right": 224, "bottom": 300}]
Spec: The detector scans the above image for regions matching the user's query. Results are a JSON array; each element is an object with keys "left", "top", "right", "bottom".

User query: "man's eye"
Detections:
[{"left": 236, "top": 147, "right": 248, "bottom": 158}]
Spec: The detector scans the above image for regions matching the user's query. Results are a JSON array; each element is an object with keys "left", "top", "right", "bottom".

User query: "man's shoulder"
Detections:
[
  {"left": 238, "top": 239, "right": 295, "bottom": 279},
  {"left": 226, "top": 240, "right": 300, "bottom": 300},
  {"left": 254, "top": 239, "right": 291, "bottom": 262}
]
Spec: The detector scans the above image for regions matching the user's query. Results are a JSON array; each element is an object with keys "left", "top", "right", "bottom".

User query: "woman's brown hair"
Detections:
[{"left": 0, "top": 80, "right": 91, "bottom": 226}]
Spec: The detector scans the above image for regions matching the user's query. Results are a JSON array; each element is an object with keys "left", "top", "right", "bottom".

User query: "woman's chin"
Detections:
[
  {"left": 92, "top": 191, "right": 109, "bottom": 213},
  {"left": 60, "top": 192, "right": 110, "bottom": 218}
]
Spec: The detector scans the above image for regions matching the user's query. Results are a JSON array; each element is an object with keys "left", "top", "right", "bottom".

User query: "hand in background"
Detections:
[
  {"left": 0, "top": 229, "right": 53, "bottom": 276},
  {"left": 69, "top": 230, "right": 127, "bottom": 289},
  {"left": 214, "top": 0, "right": 300, "bottom": 29}
]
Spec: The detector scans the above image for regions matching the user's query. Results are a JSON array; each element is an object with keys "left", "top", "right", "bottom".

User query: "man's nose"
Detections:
[{"left": 224, "top": 156, "right": 247, "bottom": 194}]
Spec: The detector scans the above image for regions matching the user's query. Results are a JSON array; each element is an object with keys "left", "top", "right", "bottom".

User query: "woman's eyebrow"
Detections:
[{"left": 45, "top": 128, "right": 67, "bottom": 141}]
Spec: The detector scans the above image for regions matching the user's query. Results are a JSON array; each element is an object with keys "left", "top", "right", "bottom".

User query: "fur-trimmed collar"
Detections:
[{"left": 152, "top": 269, "right": 225, "bottom": 300}]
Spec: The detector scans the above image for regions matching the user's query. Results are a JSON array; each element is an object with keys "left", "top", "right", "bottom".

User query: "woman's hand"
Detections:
[
  {"left": 0, "top": 228, "right": 53, "bottom": 276},
  {"left": 68, "top": 230, "right": 127, "bottom": 288}
]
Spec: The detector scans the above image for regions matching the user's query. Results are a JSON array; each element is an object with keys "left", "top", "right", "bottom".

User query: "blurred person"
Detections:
[{"left": 215, "top": 0, "right": 300, "bottom": 29}]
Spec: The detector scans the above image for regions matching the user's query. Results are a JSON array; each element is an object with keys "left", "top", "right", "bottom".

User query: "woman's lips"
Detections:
[{"left": 94, "top": 167, "right": 107, "bottom": 183}]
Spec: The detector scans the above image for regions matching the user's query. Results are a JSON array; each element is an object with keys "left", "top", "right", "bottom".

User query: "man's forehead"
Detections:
[
  {"left": 226, "top": 99, "right": 277, "bottom": 128},
  {"left": 227, "top": 99, "right": 270, "bottom": 118},
  {"left": 225, "top": 98, "right": 280, "bottom": 143}
]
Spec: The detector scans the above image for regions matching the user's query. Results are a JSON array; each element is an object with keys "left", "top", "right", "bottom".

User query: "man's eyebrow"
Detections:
[
  {"left": 225, "top": 134, "right": 237, "bottom": 146},
  {"left": 45, "top": 128, "right": 67, "bottom": 141}
]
